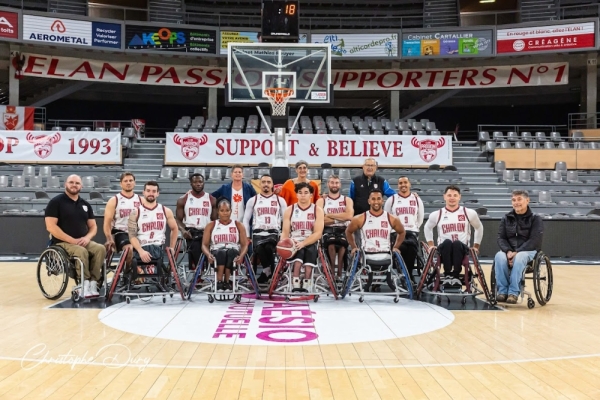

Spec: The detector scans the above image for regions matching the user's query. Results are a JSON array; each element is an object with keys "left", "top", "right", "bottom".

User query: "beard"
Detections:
[
  {"left": 329, "top": 187, "right": 340, "bottom": 194},
  {"left": 145, "top": 196, "right": 156, "bottom": 203},
  {"left": 66, "top": 187, "right": 80, "bottom": 195}
]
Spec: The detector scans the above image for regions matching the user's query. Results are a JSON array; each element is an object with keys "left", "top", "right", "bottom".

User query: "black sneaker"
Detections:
[
  {"left": 225, "top": 282, "right": 233, "bottom": 292},
  {"left": 217, "top": 282, "right": 224, "bottom": 293},
  {"left": 257, "top": 272, "right": 270, "bottom": 284}
]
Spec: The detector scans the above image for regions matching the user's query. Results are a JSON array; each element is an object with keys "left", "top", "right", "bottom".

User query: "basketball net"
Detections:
[{"left": 265, "top": 87, "right": 294, "bottom": 117}]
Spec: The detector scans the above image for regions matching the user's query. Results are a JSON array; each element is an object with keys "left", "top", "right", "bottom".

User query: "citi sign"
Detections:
[{"left": 128, "top": 28, "right": 185, "bottom": 46}]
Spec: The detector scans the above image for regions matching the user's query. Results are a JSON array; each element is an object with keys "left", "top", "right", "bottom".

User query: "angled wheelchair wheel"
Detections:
[
  {"left": 415, "top": 247, "right": 438, "bottom": 298},
  {"left": 243, "top": 255, "right": 261, "bottom": 299},
  {"left": 318, "top": 248, "right": 338, "bottom": 299},
  {"left": 393, "top": 252, "right": 413, "bottom": 300},
  {"left": 342, "top": 252, "right": 361, "bottom": 299},
  {"left": 489, "top": 262, "right": 497, "bottom": 302},
  {"left": 107, "top": 248, "right": 129, "bottom": 302},
  {"left": 470, "top": 249, "right": 495, "bottom": 305},
  {"left": 166, "top": 248, "right": 186, "bottom": 300},
  {"left": 37, "top": 246, "right": 70, "bottom": 300},
  {"left": 533, "top": 252, "right": 553, "bottom": 306},
  {"left": 268, "top": 258, "right": 287, "bottom": 300},
  {"left": 187, "top": 254, "right": 206, "bottom": 300}
]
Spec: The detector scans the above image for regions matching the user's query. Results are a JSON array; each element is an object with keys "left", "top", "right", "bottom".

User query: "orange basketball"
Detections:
[{"left": 276, "top": 238, "right": 297, "bottom": 259}]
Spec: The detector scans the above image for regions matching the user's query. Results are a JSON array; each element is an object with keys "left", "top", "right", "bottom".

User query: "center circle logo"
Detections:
[
  {"left": 99, "top": 297, "right": 454, "bottom": 345},
  {"left": 513, "top": 40, "right": 525, "bottom": 52}
]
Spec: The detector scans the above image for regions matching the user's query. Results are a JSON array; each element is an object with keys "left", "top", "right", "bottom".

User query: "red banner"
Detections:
[
  {"left": 0, "top": 11, "right": 18, "bottom": 40},
  {"left": 21, "top": 53, "right": 569, "bottom": 90},
  {"left": 497, "top": 21, "right": 596, "bottom": 54},
  {"left": 0, "top": 106, "right": 34, "bottom": 131}
]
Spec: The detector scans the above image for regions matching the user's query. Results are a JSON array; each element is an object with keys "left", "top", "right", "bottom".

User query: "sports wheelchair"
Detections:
[
  {"left": 186, "top": 253, "right": 260, "bottom": 303},
  {"left": 107, "top": 246, "right": 186, "bottom": 304},
  {"left": 490, "top": 251, "right": 553, "bottom": 309},
  {"left": 37, "top": 244, "right": 111, "bottom": 302},
  {"left": 268, "top": 243, "right": 338, "bottom": 302},
  {"left": 321, "top": 227, "right": 351, "bottom": 291},
  {"left": 415, "top": 242, "right": 494, "bottom": 305},
  {"left": 342, "top": 250, "right": 413, "bottom": 303}
]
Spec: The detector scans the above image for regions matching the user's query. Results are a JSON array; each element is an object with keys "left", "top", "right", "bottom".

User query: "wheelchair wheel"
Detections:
[
  {"left": 342, "top": 252, "right": 361, "bottom": 299},
  {"left": 533, "top": 252, "right": 553, "bottom": 306},
  {"left": 268, "top": 258, "right": 287, "bottom": 299},
  {"left": 415, "top": 247, "right": 438, "bottom": 298},
  {"left": 489, "top": 262, "right": 497, "bottom": 302},
  {"left": 37, "top": 246, "right": 70, "bottom": 300},
  {"left": 318, "top": 248, "right": 338, "bottom": 299},
  {"left": 470, "top": 249, "right": 495, "bottom": 305},
  {"left": 393, "top": 252, "right": 413, "bottom": 300}
]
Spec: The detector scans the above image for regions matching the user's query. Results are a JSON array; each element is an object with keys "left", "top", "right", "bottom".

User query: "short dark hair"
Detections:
[
  {"left": 120, "top": 172, "right": 135, "bottom": 182},
  {"left": 444, "top": 185, "right": 461, "bottom": 194},
  {"left": 295, "top": 182, "right": 314, "bottom": 194},
  {"left": 217, "top": 199, "right": 231, "bottom": 208},
  {"left": 260, "top": 174, "right": 272, "bottom": 180},
  {"left": 232, "top": 164, "right": 243, "bottom": 173},
  {"left": 369, "top": 188, "right": 384, "bottom": 197},
  {"left": 189, "top": 173, "right": 204, "bottom": 182},
  {"left": 144, "top": 181, "right": 160, "bottom": 191},
  {"left": 398, "top": 176, "right": 410, "bottom": 181},
  {"left": 511, "top": 189, "right": 529, "bottom": 198}
]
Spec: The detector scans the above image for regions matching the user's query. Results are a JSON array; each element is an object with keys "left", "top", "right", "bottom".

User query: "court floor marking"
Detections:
[{"left": 3, "top": 352, "right": 600, "bottom": 371}]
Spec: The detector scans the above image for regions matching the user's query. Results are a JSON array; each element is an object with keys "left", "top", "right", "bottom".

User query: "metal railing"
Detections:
[{"left": 568, "top": 113, "right": 599, "bottom": 130}]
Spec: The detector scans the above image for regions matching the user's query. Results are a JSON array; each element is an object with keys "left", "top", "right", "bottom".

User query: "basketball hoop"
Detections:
[{"left": 265, "top": 87, "right": 294, "bottom": 116}]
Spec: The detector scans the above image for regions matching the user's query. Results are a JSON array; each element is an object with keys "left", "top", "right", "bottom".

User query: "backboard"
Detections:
[{"left": 226, "top": 43, "right": 332, "bottom": 106}]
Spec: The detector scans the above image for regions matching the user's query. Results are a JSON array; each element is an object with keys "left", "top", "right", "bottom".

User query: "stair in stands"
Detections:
[
  {"left": 423, "top": 0, "right": 459, "bottom": 28},
  {"left": 520, "top": 0, "right": 558, "bottom": 22}
]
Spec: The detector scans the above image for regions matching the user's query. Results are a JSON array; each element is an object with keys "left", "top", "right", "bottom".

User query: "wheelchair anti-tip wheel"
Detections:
[{"left": 37, "top": 246, "right": 71, "bottom": 300}]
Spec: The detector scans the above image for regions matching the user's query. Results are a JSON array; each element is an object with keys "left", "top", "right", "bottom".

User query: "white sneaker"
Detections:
[
  {"left": 83, "top": 280, "right": 91, "bottom": 298},
  {"left": 303, "top": 279, "right": 312, "bottom": 292},
  {"left": 292, "top": 277, "right": 301, "bottom": 291},
  {"left": 89, "top": 281, "right": 99, "bottom": 296}
]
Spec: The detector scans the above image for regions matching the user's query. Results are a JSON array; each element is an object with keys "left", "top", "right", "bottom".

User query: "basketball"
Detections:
[{"left": 276, "top": 238, "right": 297, "bottom": 259}]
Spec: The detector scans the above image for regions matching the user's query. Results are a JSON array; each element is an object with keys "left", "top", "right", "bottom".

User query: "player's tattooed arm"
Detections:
[{"left": 127, "top": 209, "right": 138, "bottom": 239}]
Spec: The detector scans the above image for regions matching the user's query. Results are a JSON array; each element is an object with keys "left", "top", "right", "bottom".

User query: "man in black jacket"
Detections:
[
  {"left": 349, "top": 158, "right": 395, "bottom": 216},
  {"left": 494, "top": 190, "right": 544, "bottom": 304}
]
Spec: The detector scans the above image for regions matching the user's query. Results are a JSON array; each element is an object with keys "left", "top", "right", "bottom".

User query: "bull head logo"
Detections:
[
  {"left": 26, "top": 132, "right": 61, "bottom": 159},
  {"left": 3, "top": 105, "right": 19, "bottom": 130},
  {"left": 173, "top": 134, "right": 208, "bottom": 160},
  {"left": 411, "top": 137, "right": 445, "bottom": 163}
]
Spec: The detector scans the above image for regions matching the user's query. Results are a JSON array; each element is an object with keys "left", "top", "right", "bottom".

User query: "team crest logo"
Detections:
[
  {"left": 339, "top": 201, "right": 344, "bottom": 206},
  {"left": 458, "top": 215, "right": 466, "bottom": 221},
  {"left": 411, "top": 137, "right": 445, "bottom": 163},
  {"left": 203, "top": 201, "right": 209, "bottom": 207},
  {"left": 272, "top": 201, "right": 277, "bottom": 206},
  {"left": 26, "top": 132, "right": 61, "bottom": 159},
  {"left": 229, "top": 227, "right": 236, "bottom": 233},
  {"left": 173, "top": 134, "right": 208, "bottom": 160},
  {"left": 3, "top": 106, "right": 19, "bottom": 130},
  {"left": 410, "top": 200, "right": 416, "bottom": 206},
  {"left": 381, "top": 221, "right": 388, "bottom": 228},
  {"left": 157, "top": 213, "right": 164, "bottom": 220},
  {"left": 134, "top": 202, "right": 140, "bottom": 207},
  {"left": 373, "top": 184, "right": 378, "bottom": 189},
  {"left": 82, "top": 205, "right": 88, "bottom": 212},
  {"left": 307, "top": 213, "right": 315, "bottom": 220}
]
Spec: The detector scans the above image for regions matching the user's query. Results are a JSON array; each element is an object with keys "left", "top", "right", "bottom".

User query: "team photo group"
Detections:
[{"left": 44, "top": 157, "right": 541, "bottom": 304}]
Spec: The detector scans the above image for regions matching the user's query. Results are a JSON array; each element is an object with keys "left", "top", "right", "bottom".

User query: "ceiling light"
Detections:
[{"left": 480, "top": 0, "right": 496, "bottom": 3}]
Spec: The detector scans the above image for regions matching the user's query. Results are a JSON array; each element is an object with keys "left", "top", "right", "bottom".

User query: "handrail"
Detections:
[{"left": 477, "top": 124, "right": 566, "bottom": 134}]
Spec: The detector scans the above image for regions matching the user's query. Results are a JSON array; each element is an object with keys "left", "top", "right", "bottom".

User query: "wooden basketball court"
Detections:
[{"left": 1, "top": 261, "right": 599, "bottom": 399}]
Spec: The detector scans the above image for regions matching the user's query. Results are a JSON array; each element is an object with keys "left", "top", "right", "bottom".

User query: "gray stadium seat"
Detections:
[
  {"left": 0, "top": 176, "right": 8, "bottom": 187},
  {"left": 35, "top": 191, "right": 50, "bottom": 200},
  {"left": 534, "top": 171, "right": 547, "bottom": 182},
  {"left": 193, "top": 168, "right": 205, "bottom": 177},
  {"left": 339, "top": 169, "right": 352, "bottom": 180},
  {"left": 550, "top": 132, "right": 562, "bottom": 142},
  {"left": 29, "top": 176, "right": 43, "bottom": 188},
  {"left": 494, "top": 160, "right": 506, "bottom": 173},
  {"left": 176, "top": 168, "right": 190, "bottom": 181},
  {"left": 208, "top": 168, "right": 222, "bottom": 182},
  {"left": 555, "top": 161, "right": 567, "bottom": 172},
  {"left": 38, "top": 166, "right": 51, "bottom": 178},
  {"left": 46, "top": 176, "right": 60, "bottom": 188},
  {"left": 11, "top": 175, "right": 25, "bottom": 187},
  {"left": 535, "top": 132, "right": 547, "bottom": 142},
  {"left": 22, "top": 166, "right": 35, "bottom": 177},
  {"left": 402, "top": 130, "right": 413, "bottom": 136},
  {"left": 95, "top": 127, "right": 106, "bottom": 132},
  {"left": 590, "top": 142, "right": 600, "bottom": 149},
  {"left": 507, "top": 132, "right": 518, "bottom": 142},
  {"left": 493, "top": 131, "right": 503, "bottom": 141},
  {"left": 539, "top": 191, "right": 552, "bottom": 203},
  {"left": 258, "top": 168, "right": 270, "bottom": 177},
  {"left": 430, "top": 130, "right": 441, "bottom": 136},
  {"left": 544, "top": 142, "right": 555, "bottom": 149},
  {"left": 66, "top": 127, "right": 76, "bottom": 132},
  {"left": 500, "top": 141, "right": 511, "bottom": 149},
  {"left": 550, "top": 171, "right": 562, "bottom": 182},
  {"left": 123, "top": 127, "right": 135, "bottom": 138},
  {"left": 558, "top": 142, "right": 570, "bottom": 149},
  {"left": 110, "top": 127, "right": 121, "bottom": 132},
  {"left": 243, "top": 169, "right": 255, "bottom": 180},
  {"left": 518, "top": 170, "right": 531, "bottom": 182},
  {"left": 174, "top": 127, "right": 185, "bottom": 132},
  {"left": 307, "top": 169, "right": 319, "bottom": 180},
  {"left": 52, "top": 126, "right": 63, "bottom": 131},
  {"left": 82, "top": 176, "right": 95, "bottom": 188},
  {"left": 359, "top": 130, "right": 370, "bottom": 135},
  {"left": 521, "top": 132, "right": 532, "bottom": 142},
  {"left": 388, "top": 130, "right": 399, "bottom": 135},
  {"left": 159, "top": 167, "right": 173, "bottom": 180},
  {"left": 321, "top": 169, "right": 333, "bottom": 181},
  {"left": 566, "top": 171, "right": 580, "bottom": 183},
  {"left": 502, "top": 170, "right": 514, "bottom": 182},
  {"left": 373, "top": 130, "right": 384, "bottom": 135},
  {"left": 316, "top": 129, "right": 327, "bottom": 135},
  {"left": 571, "top": 131, "right": 584, "bottom": 142},
  {"left": 514, "top": 141, "right": 526, "bottom": 149},
  {"left": 530, "top": 141, "right": 541, "bottom": 149},
  {"left": 97, "top": 176, "right": 111, "bottom": 188},
  {"left": 89, "top": 191, "right": 105, "bottom": 200},
  {"left": 478, "top": 131, "right": 490, "bottom": 142}
]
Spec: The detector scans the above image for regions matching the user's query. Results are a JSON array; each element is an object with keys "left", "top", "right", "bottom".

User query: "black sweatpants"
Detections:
[
  {"left": 253, "top": 237, "right": 277, "bottom": 274},
  {"left": 437, "top": 239, "right": 468, "bottom": 278},
  {"left": 399, "top": 231, "right": 419, "bottom": 276}
]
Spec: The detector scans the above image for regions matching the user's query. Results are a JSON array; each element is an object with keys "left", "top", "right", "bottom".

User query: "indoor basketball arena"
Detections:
[{"left": 1, "top": 0, "right": 600, "bottom": 398}]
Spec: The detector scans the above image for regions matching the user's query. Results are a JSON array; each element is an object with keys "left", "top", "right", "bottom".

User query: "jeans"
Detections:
[{"left": 494, "top": 250, "right": 536, "bottom": 296}]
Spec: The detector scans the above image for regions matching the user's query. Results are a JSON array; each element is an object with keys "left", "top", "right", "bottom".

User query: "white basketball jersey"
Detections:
[
  {"left": 183, "top": 191, "right": 212, "bottom": 230},
  {"left": 390, "top": 193, "right": 419, "bottom": 232},
  {"left": 210, "top": 220, "right": 240, "bottom": 250},
  {"left": 290, "top": 203, "right": 316, "bottom": 242},
  {"left": 360, "top": 211, "right": 392, "bottom": 253},
  {"left": 136, "top": 204, "right": 167, "bottom": 246},
  {"left": 113, "top": 193, "right": 141, "bottom": 231},
  {"left": 436, "top": 207, "right": 471, "bottom": 245},
  {"left": 323, "top": 194, "right": 348, "bottom": 227},
  {"left": 252, "top": 194, "right": 282, "bottom": 231}
]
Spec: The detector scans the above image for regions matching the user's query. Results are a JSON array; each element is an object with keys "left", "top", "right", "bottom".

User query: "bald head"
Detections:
[{"left": 65, "top": 174, "right": 82, "bottom": 197}]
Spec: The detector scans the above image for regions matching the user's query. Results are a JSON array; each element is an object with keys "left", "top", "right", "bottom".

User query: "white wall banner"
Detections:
[
  {"left": 165, "top": 133, "right": 452, "bottom": 167},
  {"left": 20, "top": 53, "right": 569, "bottom": 90},
  {"left": 311, "top": 33, "right": 398, "bottom": 58},
  {"left": 0, "top": 131, "right": 121, "bottom": 164}
]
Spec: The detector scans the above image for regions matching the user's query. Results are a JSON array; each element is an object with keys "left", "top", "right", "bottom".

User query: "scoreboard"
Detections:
[{"left": 261, "top": 0, "right": 299, "bottom": 42}]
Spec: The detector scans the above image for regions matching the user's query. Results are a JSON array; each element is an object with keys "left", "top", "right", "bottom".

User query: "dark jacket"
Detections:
[
  {"left": 349, "top": 173, "right": 395, "bottom": 215},
  {"left": 211, "top": 182, "right": 256, "bottom": 208},
  {"left": 497, "top": 207, "right": 543, "bottom": 252}
]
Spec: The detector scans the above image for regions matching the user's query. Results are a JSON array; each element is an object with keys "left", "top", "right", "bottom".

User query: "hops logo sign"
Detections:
[
  {"left": 26, "top": 132, "right": 61, "bottom": 159},
  {"left": 172, "top": 134, "right": 208, "bottom": 160},
  {"left": 411, "top": 137, "right": 445, "bottom": 163}
]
